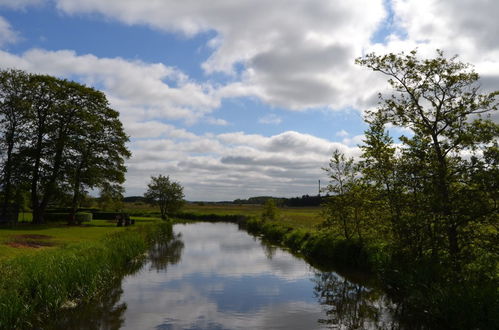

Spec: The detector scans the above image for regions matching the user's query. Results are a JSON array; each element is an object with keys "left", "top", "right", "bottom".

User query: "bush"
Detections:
[{"left": 261, "top": 199, "right": 279, "bottom": 221}]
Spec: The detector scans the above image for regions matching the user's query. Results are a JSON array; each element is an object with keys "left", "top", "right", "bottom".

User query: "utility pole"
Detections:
[{"left": 318, "top": 179, "right": 321, "bottom": 196}]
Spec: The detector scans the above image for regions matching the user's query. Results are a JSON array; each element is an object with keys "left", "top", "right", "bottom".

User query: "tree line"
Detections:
[
  {"left": 322, "top": 50, "right": 498, "bottom": 317},
  {"left": 0, "top": 69, "right": 130, "bottom": 224}
]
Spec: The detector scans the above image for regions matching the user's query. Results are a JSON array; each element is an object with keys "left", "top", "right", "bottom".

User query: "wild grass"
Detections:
[{"left": 0, "top": 220, "right": 170, "bottom": 329}]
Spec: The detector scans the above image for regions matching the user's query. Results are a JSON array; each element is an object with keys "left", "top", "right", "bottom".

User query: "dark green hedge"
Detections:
[
  {"left": 45, "top": 208, "right": 99, "bottom": 214},
  {"left": 44, "top": 212, "right": 93, "bottom": 222},
  {"left": 92, "top": 212, "right": 128, "bottom": 220}
]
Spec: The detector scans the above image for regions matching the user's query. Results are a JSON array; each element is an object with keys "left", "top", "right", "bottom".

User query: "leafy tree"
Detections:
[
  {"left": 322, "top": 150, "right": 369, "bottom": 241},
  {"left": 261, "top": 198, "right": 279, "bottom": 221},
  {"left": 64, "top": 88, "right": 130, "bottom": 223},
  {"left": 0, "top": 70, "right": 30, "bottom": 222},
  {"left": 144, "top": 175, "right": 184, "bottom": 220},
  {"left": 98, "top": 183, "right": 125, "bottom": 212},
  {"left": 0, "top": 69, "right": 130, "bottom": 224},
  {"left": 356, "top": 49, "right": 499, "bottom": 267}
]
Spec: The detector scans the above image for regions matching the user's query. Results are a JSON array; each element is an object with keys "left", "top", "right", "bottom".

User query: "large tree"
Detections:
[
  {"left": 0, "top": 69, "right": 130, "bottom": 224},
  {"left": 63, "top": 88, "right": 130, "bottom": 224},
  {"left": 356, "top": 50, "right": 499, "bottom": 267},
  {"left": 0, "top": 70, "right": 30, "bottom": 223},
  {"left": 144, "top": 175, "right": 184, "bottom": 220}
]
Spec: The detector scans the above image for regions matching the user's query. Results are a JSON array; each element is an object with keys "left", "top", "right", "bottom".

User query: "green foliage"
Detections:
[
  {"left": 98, "top": 183, "right": 125, "bottom": 212},
  {"left": 321, "top": 151, "right": 381, "bottom": 242},
  {"left": 311, "top": 49, "right": 499, "bottom": 327},
  {"left": 144, "top": 175, "right": 185, "bottom": 220},
  {"left": 261, "top": 198, "right": 279, "bottom": 221},
  {"left": 0, "top": 69, "right": 130, "bottom": 225}
]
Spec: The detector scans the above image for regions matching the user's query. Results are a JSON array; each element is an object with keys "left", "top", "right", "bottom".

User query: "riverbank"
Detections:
[
  {"left": 171, "top": 210, "right": 497, "bottom": 330},
  {"left": 0, "top": 219, "right": 171, "bottom": 329}
]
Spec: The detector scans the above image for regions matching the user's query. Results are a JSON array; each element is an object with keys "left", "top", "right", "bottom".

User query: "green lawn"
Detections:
[{"left": 0, "top": 216, "right": 161, "bottom": 260}]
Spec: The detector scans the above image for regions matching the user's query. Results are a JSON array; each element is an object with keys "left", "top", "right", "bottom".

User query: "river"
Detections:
[{"left": 51, "top": 222, "right": 402, "bottom": 329}]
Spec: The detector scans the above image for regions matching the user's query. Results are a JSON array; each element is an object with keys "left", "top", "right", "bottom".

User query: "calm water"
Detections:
[{"left": 52, "top": 222, "right": 401, "bottom": 329}]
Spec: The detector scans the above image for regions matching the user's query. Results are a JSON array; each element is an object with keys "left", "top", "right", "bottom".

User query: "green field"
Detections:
[
  {"left": 126, "top": 202, "right": 324, "bottom": 229},
  {"left": 1, "top": 204, "right": 322, "bottom": 260},
  {"left": 0, "top": 217, "right": 161, "bottom": 260}
]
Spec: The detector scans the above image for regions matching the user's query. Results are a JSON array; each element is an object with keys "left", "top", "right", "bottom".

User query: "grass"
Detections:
[
  {"left": 126, "top": 202, "right": 323, "bottom": 230},
  {"left": 0, "top": 218, "right": 169, "bottom": 328},
  {"left": 183, "top": 204, "right": 324, "bottom": 230},
  {"left": 0, "top": 216, "right": 162, "bottom": 260}
]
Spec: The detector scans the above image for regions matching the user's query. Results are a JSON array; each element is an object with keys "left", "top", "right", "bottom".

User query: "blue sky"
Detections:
[{"left": 0, "top": 0, "right": 497, "bottom": 200}]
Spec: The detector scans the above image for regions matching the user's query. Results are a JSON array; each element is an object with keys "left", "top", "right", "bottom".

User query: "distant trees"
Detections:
[
  {"left": 0, "top": 69, "right": 130, "bottom": 224},
  {"left": 144, "top": 175, "right": 184, "bottom": 220}
]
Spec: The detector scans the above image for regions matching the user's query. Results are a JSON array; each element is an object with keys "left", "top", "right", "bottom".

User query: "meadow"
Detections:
[
  {"left": 0, "top": 216, "right": 160, "bottom": 260},
  {"left": 126, "top": 202, "right": 323, "bottom": 229}
]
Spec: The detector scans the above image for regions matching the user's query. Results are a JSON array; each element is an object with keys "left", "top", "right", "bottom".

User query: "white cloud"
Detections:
[
  {"left": 124, "top": 129, "right": 359, "bottom": 200},
  {"left": 336, "top": 129, "right": 349, "bottom": 137},
  {"left": 368, "top": 0, "right": 499, "bottom": 87},
  {"left": 0, "top": 48, "right": 221, "bottom": 124},
  {"left": 342, "top": 134, "right": 365, "bottom": 146},
  {"left": 206, "top": 117, "right": 229, "bottom": 126},
  {"left": 0, "top": 16, "right": 18, "bottom": 46},
  {"left": 259, "top": 114, "right": 282, "bottom": 125},
  {"left": 52, "top": 0, "right": 387, "bottom": 110}
]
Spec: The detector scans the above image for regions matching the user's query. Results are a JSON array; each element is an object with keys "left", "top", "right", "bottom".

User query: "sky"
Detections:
[{"left": 0, "top": 0, "right": 498, "bottom": 201}]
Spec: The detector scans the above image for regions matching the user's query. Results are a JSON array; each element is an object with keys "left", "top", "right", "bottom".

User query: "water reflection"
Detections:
[
  {"left": 260, "top": 238, "right": 278, "bottom": 260},
  {"left": 149, "top": 233, "right": 184, "bottom": 271},
  {"left": 49, "top": 278, "right": 127, "bottom": 330},
  {"left": 313, "top": 271, "right": 397, "bottom": 329},
  {"left": 47, "top": 231, "right": 185, "bottom": 330},
  {"left": 50, "top": 223, "right": 402, "bottom": 330}
]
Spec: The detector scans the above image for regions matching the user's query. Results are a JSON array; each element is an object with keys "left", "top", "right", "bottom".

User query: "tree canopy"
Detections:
[
  {"left": 321, "top": 49, "right": 498, "bottom": 326},
  {"left": 0, "top": 69, "right": 130, "bottom": 224},
  {"left": 324, "top": 49, "right": 498, "bottom": 271},
  {"left": 144, "top": 175, "right": 184, "bottom": 220}
]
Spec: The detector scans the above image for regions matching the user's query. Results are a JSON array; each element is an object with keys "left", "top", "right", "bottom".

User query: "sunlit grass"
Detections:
[
  {"left": 126, "top": 202, "right": 324, "bottom": 230},
  {"left": 0, "top": 217, "right": 161, "bottom": 260},
  {"left": 0, "top": 221, "right": 170, "bottom": 328}
]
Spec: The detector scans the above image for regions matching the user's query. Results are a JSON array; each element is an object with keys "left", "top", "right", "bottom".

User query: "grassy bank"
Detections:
[
  {"left": 0, "top": 218, "right": 170, "bottom": 329},
  {"left": 160, "top": 204, "right": 497, "bottom": 330}
]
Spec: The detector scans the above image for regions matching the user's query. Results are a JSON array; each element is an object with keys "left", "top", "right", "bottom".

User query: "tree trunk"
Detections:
[
  {"left": 1, "top": 131, "right": 14, "bottom": 219},
  {"left": 69, "top": 161, "right": 84, "bottom": 225},
  {"left": 432, "top": 134, "right": 460, "bottom": 269}
]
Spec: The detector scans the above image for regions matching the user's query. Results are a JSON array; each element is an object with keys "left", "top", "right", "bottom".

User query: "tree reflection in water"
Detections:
[
  {"left": 148, "top": 232, "right": 184, "bottom": 271},
  {"left": 46, "top": 231, "right": 185, "bottom": 329},
  {"left": 313, "top": 271, "right": 399, "bottom": 330},
  {"left": 260, "top": 239, "right": 278, "bottom": 260}
]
